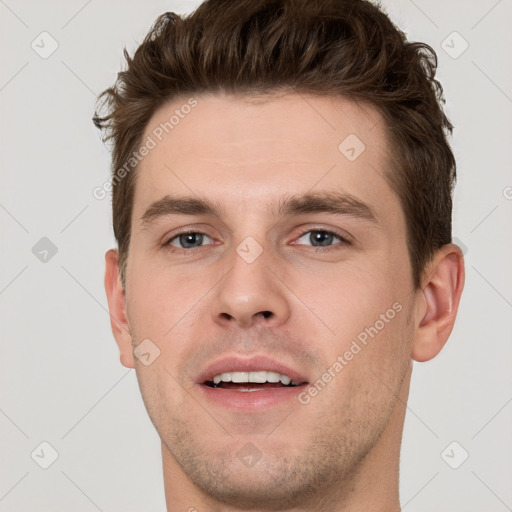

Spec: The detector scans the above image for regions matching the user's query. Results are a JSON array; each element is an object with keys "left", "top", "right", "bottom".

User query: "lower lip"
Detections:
[{"left": 197, "top": 383, "right": 308, "bottom": 411}]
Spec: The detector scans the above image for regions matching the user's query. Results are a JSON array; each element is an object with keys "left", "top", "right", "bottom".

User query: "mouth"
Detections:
[
  {"left": 203, "top": 370, "right": 306, "bottom": 391},
  {"left": 196, "top": 355, "right": 309, "bottom": 410}
]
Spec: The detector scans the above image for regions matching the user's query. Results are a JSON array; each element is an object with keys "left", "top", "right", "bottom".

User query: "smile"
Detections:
[{"left": 205, "top": 370, "right": 303, "bottom": 391}]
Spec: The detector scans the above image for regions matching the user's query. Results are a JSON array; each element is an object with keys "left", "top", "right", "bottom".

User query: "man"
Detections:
[{"left": 96, "top": 0, "right": 465, "bottom": 510}]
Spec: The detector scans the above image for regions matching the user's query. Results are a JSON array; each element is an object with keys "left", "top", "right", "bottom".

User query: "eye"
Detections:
[
  {"left": 163, "top": 228, "right": 349, "bottom": 252},
  {"left": 295, "top": 229, "right": 349, "bottom": 248},
  {"left": 166, "top": 231, "right": 213, "bottom": 249}
]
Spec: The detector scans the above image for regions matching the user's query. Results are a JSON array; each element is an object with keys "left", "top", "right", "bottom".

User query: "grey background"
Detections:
[{"left": 1, "top": 0, "right": 511, "bottom": 510}]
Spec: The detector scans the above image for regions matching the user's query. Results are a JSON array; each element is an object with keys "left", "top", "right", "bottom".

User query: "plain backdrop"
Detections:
[{"left": 1, "top": 0, "right": 511, "bottom": 511}]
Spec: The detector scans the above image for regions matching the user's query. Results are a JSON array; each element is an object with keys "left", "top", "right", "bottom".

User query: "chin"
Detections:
[{"left": 169, "top": 440, "right": 341, "bottom": 510}]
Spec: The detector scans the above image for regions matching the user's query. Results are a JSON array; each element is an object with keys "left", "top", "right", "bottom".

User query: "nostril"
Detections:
[{"left": 216, "top": 310, "right": 273, "bottom": 324}]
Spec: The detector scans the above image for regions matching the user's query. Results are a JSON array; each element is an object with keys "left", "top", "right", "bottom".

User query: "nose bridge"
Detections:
[{"left": 210, "top": 236, "right": 291, "bottom": 328}]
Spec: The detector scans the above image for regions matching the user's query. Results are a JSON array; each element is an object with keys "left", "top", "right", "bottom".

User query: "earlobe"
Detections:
[
  {"left": 411, "top": 244, "right": 465, "bottom": 362},
  {"left": 104, "top": 249, "right": 135, "bottom": 369}
]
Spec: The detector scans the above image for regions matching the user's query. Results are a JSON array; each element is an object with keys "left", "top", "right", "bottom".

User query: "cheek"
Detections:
[
  {"left": 126, "top": 254, "right": 211, "bottom": 340},
  {"left": 302, "top": 260, "right": 411, "bottom": 387},
  {"left": 304, "top": 260, "right": 404, "bottom": 334},
  {"left": 134, "top": 360, "right": 189, "bottom": 438},
  {"left": 312, "top": 302, "right": 412, "bottom": 426}
]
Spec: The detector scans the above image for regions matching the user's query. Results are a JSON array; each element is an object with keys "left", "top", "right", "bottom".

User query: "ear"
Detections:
[
  {"left": 104, "top": 249, "right": 135, "bottom": 368},
  {"left": 412, "top": 243, "right": 465, "bottom": 362}
]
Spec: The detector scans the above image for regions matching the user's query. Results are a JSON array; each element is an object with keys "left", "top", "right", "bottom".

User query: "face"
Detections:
[{"left": 117, "top": 92, "right": 420, "bottom": 508}]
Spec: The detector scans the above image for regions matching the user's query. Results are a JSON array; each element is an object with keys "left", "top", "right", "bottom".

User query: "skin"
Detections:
[{"left": 104, "top": 92, "right": 465, "bottom": 512}]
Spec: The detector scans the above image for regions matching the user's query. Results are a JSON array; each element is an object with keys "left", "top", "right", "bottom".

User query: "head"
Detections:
[{"left": 98, "top": 0, "right": 464, "bottom": 509}]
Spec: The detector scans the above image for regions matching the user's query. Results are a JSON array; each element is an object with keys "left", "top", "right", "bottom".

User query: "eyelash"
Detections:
[{"left": 162, "top": 228, "right": 351, "bottom": 253}]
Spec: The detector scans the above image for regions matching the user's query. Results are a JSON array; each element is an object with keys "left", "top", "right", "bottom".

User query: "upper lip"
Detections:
[{"left": 196, "top": 354, "right": 309, "bottom": 384}]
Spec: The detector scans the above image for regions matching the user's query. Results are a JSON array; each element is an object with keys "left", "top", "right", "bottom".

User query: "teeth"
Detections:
[
  {"left": 266, "top": 371, "right": 281, "bottom": 383},
  {"left": 231, "top": 372, "right": 249, "bottom": 383},
  {"left": 210, "top": 370, "right": 298, "bottom": 385},
  {"left": 249, "top": 371, "right": 267, "bottom": 383},
  {"left": 280, "top": 375, "right": 291, "bottom": 385},
  {"left": 213, "top": 372, "right": 233, "bottom": 385}
]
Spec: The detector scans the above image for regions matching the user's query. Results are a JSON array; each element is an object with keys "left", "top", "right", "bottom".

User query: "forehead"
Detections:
[{"left": 134, "top": 92, "right": 399, "bottom": 222}]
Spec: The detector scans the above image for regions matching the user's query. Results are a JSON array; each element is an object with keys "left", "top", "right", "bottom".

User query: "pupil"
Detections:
[
  {"left": 180, "top": 233, "right": 203, "bottom": 248},
  {"left": 310, "top": 231, "right": 333, "bottom": 246}
]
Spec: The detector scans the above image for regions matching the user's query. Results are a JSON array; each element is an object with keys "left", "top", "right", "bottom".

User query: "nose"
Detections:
[{"left": 210, "top": 241, "right": 291, "bottom": 329}]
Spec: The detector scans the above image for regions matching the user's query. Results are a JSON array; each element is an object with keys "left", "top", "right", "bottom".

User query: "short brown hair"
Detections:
[{"left": 94, "top": 0, "right": 456, "bottom": 290}]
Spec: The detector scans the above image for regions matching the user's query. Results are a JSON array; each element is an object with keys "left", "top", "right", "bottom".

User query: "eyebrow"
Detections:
[{"left": 140, "top": 191, "right": 378, "bottom": 228}]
